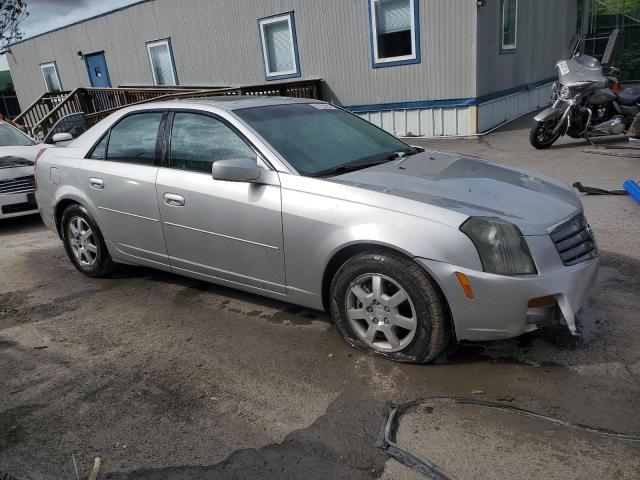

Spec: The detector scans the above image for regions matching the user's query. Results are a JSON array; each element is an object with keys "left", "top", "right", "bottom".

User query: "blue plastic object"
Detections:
[{"left": 623, "top": 179, "right": 640, "bottom": 205}]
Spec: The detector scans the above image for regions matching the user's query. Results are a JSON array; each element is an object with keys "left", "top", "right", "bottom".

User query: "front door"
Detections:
[
  {"left": 85, "top": 52, "right": 111, "bottom": 87},
  {"left": 155, "top": 111, "right": 286, "bottom": 294},
  {"left": 79, "top": 111, "right": 169, "bottom": 268}
]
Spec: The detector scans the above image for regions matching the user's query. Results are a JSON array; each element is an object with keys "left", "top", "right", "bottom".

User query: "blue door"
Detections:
[{"left": 85, "top": 52, "right": 111, "bottom": 87}]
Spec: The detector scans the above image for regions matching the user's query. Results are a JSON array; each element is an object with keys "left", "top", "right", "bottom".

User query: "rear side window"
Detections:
[
  {"left": 169, "top": 113, "right": 255, "bottom": 173},
  {"left": 104, "top": 112, "right": 163, "bottom": 165}
]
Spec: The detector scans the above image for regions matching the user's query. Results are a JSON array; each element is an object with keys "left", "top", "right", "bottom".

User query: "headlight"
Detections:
[
  {"left": 461, "top": 217, "right": 537, "bottom": 275},
  {"left": 559, "top": 85, "right": 572, "bottom": 100}
]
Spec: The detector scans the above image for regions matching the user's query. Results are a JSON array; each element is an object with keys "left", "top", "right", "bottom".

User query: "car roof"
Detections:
[{"left": 176, "top": 95, "right": 320, "bottom": 111}]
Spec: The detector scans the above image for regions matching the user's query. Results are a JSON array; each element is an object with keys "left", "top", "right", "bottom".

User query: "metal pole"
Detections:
[
  {"left": 582, "top": 0, "right": 592, "bottom": 35},
  {"left": 1, "top": 95, "right": 8, "bottom": 118}
]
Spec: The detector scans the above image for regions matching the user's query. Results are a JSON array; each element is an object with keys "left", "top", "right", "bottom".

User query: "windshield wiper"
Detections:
[{"left": 311, "top": 149, "right": 418, "bottom": 178}]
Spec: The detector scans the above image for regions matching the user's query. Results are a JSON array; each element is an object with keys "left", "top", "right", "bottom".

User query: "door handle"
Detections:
[
  {"left": 89, "top": 177, "right": 104, "bottom": 189},
  {"left": 163, "top": 193, "right": 185, "bottom": 207}
]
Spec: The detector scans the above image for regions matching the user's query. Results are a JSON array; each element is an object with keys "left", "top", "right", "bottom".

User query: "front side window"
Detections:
[
  {"left": 89, "top": 133, "right": 109, "bottom": 160},
  {"left": 169, "top": 113, "right": 255, "bottom": 173},
  {"left": 369, "top": 0, "right": 420, "bottom": 67},
  {"left": 104, "top": 112, "right": 163, "bottom": 165},
  {"left": 41, "top": 62, "right": 62, "bottom": 93},
  {"left": 0, "top": 122, "right": 35, "bottom": 146},
  {"left": 146, "top": 39, "right": 178, "bottom": 85},
  {"left": 501, "top": 0, "right": 518, "bottom": 52},
  {"left": 258, "top": 12, "right": 300, "bottom": 80},
  {"left": 235, "top": 103, "right": 414, "bottom": 177}
]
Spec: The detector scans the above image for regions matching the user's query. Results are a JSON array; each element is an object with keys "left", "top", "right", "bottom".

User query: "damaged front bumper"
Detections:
[{"left": 416, "top": 255, "right": 599, "bottom": 342}]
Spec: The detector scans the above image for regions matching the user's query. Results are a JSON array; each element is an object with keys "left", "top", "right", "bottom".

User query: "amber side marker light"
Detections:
[
  {"left": 527, "top": 296, "right": 556, "bottom": 308},
  {"left": 455, "top": 272, "right": 475, "bottom": 299}
]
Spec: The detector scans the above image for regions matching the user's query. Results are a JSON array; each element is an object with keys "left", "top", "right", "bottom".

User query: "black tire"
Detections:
[
  {"left": 330, "top": 250, "right": 449, "bottom": 364},
  {"left": 530, "top": 120, "right": 562, "bottom": 149},
  {"left": 61, "top": 203, "right": 115, "bottom": 277}
]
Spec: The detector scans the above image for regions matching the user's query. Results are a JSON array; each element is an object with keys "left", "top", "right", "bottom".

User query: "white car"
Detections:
[{"left": 0, "top": 121, "right": 43, "bottom": 219}]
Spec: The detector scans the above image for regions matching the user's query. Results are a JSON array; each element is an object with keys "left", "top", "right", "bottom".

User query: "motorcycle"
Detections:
[{"left": 530, "top": 54, "right": 640, "bottom": 149}]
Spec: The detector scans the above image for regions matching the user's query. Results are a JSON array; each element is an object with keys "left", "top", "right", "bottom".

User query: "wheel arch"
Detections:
[
  {"left": 320, "top": 242, "right": 455, "bottom": 340},
  {"left": 54, "top": 196, "right": 88, "bottom": 238}
]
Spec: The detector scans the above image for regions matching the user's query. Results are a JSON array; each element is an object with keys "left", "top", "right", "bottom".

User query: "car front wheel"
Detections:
[
  {"left": 61, "top": 204, "right": 114, "bottom": 277},
  {"left": 330, "top": 250, "right": 449, "bottom": 363}
]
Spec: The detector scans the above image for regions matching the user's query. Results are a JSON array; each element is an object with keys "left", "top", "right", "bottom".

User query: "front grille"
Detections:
[
  {"left": 549, "top": 213, "right": 597, "bottom": 266},
  {"left": 0, "top": 175, "right": 35, "bottom": 195}
]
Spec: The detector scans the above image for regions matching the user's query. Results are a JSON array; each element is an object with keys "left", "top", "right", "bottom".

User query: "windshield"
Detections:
[
  {"left": 0, "top": 122, "right": 35, "bottom": 147},
  {"left": 234, "top": 103, "right": 414, "bottom": 176},
  {"left": 556, "top": 55, "right": 607, "bottom": 85}
]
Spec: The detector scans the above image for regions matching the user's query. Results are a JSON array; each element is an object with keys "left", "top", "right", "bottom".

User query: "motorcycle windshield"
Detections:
[{"left": 556, "top": 55, "right": 607, "bottom": 85}]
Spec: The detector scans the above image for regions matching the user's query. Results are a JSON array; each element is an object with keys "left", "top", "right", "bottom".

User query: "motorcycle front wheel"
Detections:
[{"left": 530, "top": 120, "right": 562, "bottom": 149}]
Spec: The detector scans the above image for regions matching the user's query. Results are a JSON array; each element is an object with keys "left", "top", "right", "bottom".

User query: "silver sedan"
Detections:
[{"left": 35, "top": 97, "right": 598, "bottom": 363}]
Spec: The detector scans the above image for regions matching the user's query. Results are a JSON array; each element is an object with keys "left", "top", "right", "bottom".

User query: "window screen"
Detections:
[
  {"left": 169, "top": 113, "right": 255, "bottom": 173},
  {"left": 374, "top": 0, "right": 413, "bottom": 59},
  {"left": 147, "top": 40, "right": 177, "bottom": 85},
  {"left": 106, "top": 113, "right": 162, "bottom": 165},
  {"left": 502, "top": 0, "right": 518, "bottom": 49},
  {"left": 265, "top": 20, "right": 294, "bottom": 73},
  {"left": 41, "top": 63, "right": 62, "bottom": 93},
  {"left": 259, "top": 13, "right": 299, "bottom": 78}
]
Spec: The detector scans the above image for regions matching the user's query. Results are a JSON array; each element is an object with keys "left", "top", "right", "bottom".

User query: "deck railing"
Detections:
[
  {"left": 13, "top": 91, "right": 71, "bottom": 136},
  {"left": 15, "top": 79, "right": 323, "bottom": 139}
]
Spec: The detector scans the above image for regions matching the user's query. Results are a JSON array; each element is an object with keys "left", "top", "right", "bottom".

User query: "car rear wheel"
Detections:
[
  {"left": 330, "top": 250, "right": 449, "bottom": 363},
  {"left": 61, "top": 204, "right": 114, "bottom": 277}
]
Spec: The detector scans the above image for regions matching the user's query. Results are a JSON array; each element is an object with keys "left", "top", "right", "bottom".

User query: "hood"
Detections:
[{"left": 330, "top": 151, "right": 582, "bottom": 236}]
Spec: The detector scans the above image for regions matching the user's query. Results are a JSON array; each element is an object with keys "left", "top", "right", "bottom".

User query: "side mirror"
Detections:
[
  {"left": 211, "top": 158, "right": 262, "bottom": 183},
  {"left": 52, "top": 132, "right": 73, "bottom": 143}
]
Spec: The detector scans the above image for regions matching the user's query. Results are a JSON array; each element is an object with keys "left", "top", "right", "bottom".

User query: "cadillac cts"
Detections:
[{"left": 35, "top": 97, "right": 598, "bottom": 363}]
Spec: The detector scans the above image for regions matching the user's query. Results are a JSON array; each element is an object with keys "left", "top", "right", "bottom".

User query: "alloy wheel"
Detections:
[
  {"left": 68, "top": 216, "right": 98, "bottom": 267},
  {"left": 345, "top": 273, "right": 417, "bottom": 353}
]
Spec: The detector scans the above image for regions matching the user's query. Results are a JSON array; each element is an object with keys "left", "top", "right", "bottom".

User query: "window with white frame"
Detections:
[
  {"left": 370, "top": 0, "right": 419, "bottom": 66},
  {"left": 146, "top": 39, "right": 177, "bottom": 85},
  {"left": 501, "top": 0, "right": 518, "bottom": 51},
  {"left": 40, "top": 62, "right": 62, "bottom": 92},
  {"left": 258, "top": 12, "right": 300, "bottom": 80}
]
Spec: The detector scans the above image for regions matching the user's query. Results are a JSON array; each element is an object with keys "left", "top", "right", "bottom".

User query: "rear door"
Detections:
[
  {"left": 79, "top": 111, "right": 170, "bottom": 268},
  {"left": 155, "top": 110, "right": 286, "bottom": 294}
]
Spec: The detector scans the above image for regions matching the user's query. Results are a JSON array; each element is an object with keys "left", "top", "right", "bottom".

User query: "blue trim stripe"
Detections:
[
  {"left": 346, "top": 77, "right": 556, "bottom": 113},
  {"left": 9, "top": 0, "right": 153, "bottom": 47}
]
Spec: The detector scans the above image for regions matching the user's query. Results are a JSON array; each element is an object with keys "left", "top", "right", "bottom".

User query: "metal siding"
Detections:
[
  {"left": 476, "top": 0, "right": 577, "bottom": 97},
  {"left": 477, "top": 82, "right": 552, "bottom": 132},
  {"left": 358, "top": 106, "right": 472, "bottom": 137},
  {"left": 8, "top": 0, "right": 477, "bottom": 109}
]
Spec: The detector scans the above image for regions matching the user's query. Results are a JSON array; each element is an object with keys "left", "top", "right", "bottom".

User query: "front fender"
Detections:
[
  {"left": 279, "top": 175, "right": 483, "bottom": 300},
  {"left": 534, "top": 107, "right": 564, "bottom": 123}
]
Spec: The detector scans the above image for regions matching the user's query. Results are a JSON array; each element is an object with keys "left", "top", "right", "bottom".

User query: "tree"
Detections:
[
  {"left": 0, "top": 0, "right": 28, "bottom": 50},
  {"left": 594, "top": 0, "right": 640, "bottom": 16}
]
